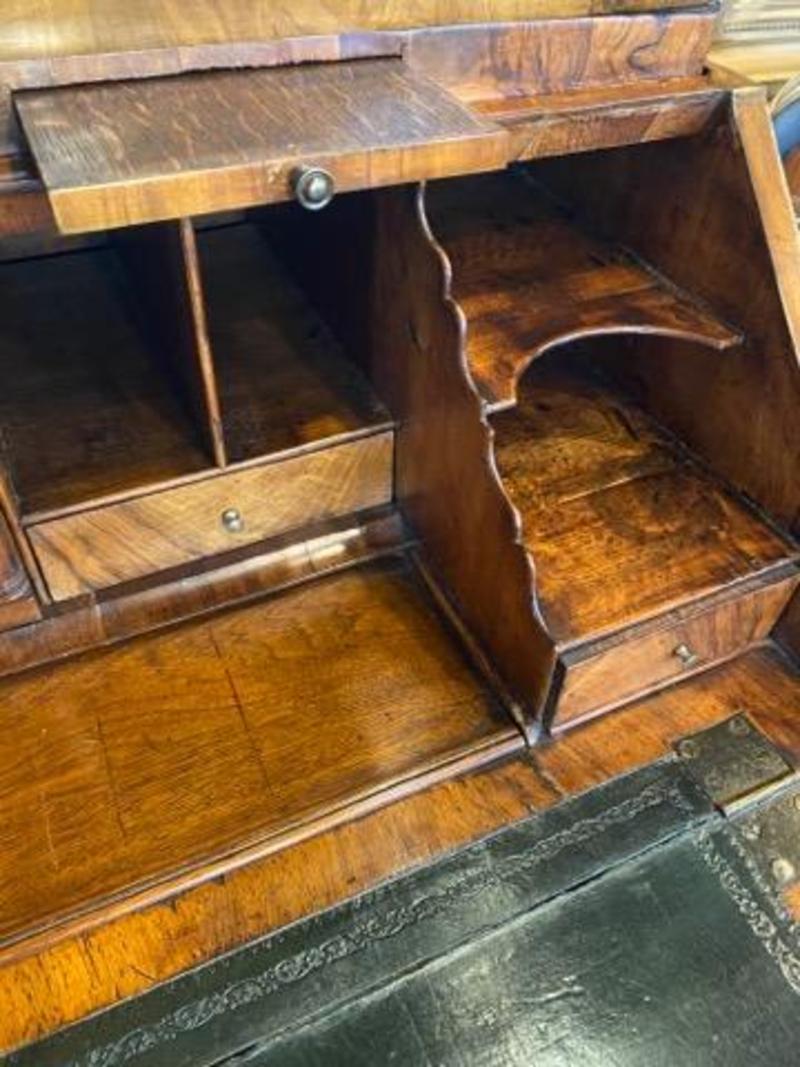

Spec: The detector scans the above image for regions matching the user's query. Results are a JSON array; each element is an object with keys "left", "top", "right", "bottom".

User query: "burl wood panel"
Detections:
[
  {"left": 534, "top": 90, "right": 800, "bottom": 537},
  {"left": 411, "top": 15, "right": 715, "bottom": 101},
  {"left": 29, "top": 432, "right": 393, "bottom": 600},
  {"left": 554, "top": 570, "right": 799, "bottom": 726},
  {"left": 493, "top": 366, "right": 797, "bottom": 644},
  {"left": 0, "top": 243, "right": 212, "bottom": 517},
  {"left": 197, "top": 221, "right": 390, "bottom": 463},
  {"left": 427, "top": 172, "right": 740, "bottom": 410},
  {"left": 370, "top": 185, "right": 555, "bottom": 739},
  {"left": 16, "top": 59, "right": 507, "bottom": 233},
  {"left": 2, "top": 644, "right": 796, "bottom": 1054},
  {"left": 0, "top": 512, "right": 40, "bottom": 631},
  {"left": 0, "top": 555, "right": 513, "bottom": 950}
]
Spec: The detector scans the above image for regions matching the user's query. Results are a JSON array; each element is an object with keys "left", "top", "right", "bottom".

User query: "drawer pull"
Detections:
[
  {"left": 221, "top": 507, "right": 245, "bottom": 534},
  {"left": 673, "top": 643, "right": 700, "bottom": 668},
  {"left": 291, "top": 166, "right": 335, "bottom": 211}
]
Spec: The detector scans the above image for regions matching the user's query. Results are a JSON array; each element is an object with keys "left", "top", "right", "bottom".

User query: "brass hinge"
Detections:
[{"left": 673, "top": 711, "right": 797, "bottom": 815}]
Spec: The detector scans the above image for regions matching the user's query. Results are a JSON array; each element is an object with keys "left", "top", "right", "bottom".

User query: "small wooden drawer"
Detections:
[
  {"left": 28, "top": 432, "right": 393, "bottom": 601},
  {"left": 551, "top": 570, "right": 799, "bottom": 729}
]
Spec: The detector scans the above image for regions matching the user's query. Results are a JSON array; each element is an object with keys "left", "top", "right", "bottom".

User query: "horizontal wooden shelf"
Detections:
[
  {"left": 15, "top": 59, "right": 507, "bottom": 233},
  {"left": 198, "top": 221, "right": 391, "bottom": 464},
  {"left": 493, "top": 362, "right": 798, "bottom": 648},
  {"left": 428, "top": 171, "right": 741, "bottom": 409},
  {"left": 0, "top": 553, "right": 515, "bottom": 948},
  {"left": 0, "top": 243, "right": 213, "bottom": 517},
  {"left": 471, "top": 76, "right": 724, "bottom": 161}
]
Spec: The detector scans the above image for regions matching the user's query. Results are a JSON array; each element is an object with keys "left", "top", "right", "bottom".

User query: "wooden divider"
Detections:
[{"left": 113, "top": 220, "right": 227, "bottom": 467}]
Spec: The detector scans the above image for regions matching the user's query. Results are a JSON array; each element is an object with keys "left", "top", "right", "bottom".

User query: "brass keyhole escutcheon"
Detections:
[
  {"left": 673, "top": 643, "right": 699, "bottom": 668},
  {"left": 291, "top": 165, "right": 336, "bottom": 211},
  {"left": 221, "top": 507, "right": 244, "bottom": 534}
]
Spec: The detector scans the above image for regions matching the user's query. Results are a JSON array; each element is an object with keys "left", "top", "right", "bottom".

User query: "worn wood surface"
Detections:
[
  {"left": 198, "top": 221, "right": 389, "bottom": 463},
  {"left": 0, "top": 643, "right": 795, "bottom": 1055},
  {"left": 0, "top": 242, "right": 213, "bottom": 517},
  {"left": 0, "top": 510, "right": 408, "bottom": 679},
  {"left": 0, "top": 0, "right": 713, "bottom": 65},
  {"left": 428, "top": 172, "right": 740, "bottom": 409},
  {"left": 0, "top": 13, "right": 717, "bottom": 175},
  {"left": 535, "top": 91, "right": 800, "bottom": 536},
  {"left": 488, "top": 78, "right": 724, "bottom": 160},
  {"left": 29, "top": 432, "right": 393, "bottom": 600},
  {"left": 370, "top": 185, "right": 554, "bottom": 738},
  {"left": 16, "top": 59, "right": 507, "bottom": 233},
  {"left": 493, "top": 365, "right": 796, "bottom": 644},
  {"left": 0, "top": 555, "right": 514, "bottom": 953}
]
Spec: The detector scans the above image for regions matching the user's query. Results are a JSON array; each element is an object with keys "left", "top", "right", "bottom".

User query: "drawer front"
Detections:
[
  {"left": 553, "top": 573, "right": 799, "bottom": 728},
  {"left": 29, "top": 433, "right": 393, "bottom": 601}
]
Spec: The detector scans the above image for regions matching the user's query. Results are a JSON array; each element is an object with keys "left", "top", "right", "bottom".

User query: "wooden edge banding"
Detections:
[
  {"left": 0, "top": 728, "right": 523, "bottom": 967},
  {"left": 487, "top": 314, "right": 743, "bottom": 410},
  {"left": 733, "top": 88, "right": 800, "bottom": 377},
  {"left": 178, "top": 218, "right": 227, "bottom": 466},
  {"left": 374, "top": 183, "right": 556, "bottom": 740}
]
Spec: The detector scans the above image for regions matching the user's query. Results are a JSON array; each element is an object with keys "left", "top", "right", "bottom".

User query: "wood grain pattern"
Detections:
[
  {"left": 0, "top": 0, "right": 712, "bottom": 65},
  {"left": 0, "top": 756, "right": 552, "bottom": 1053},
  {"left": 0, "top": 242, "right": 213, "bottom": 516},
  {"left": 534, "top": 90, "right": 800, "bottom": 536},
  {"left": 493, "top": 365, "right": 796, "bottom": 644},
  {"left": 409, "top": 15, "right": 715, "bottom": 101},
  {"left": 0, "top": 555, "right": 513, "bottom": 951},
  {"left": 0, "top": 510, "right": 409, "bottom": 680},
  {"left": 428, "top": 172, "right": 740, "bottom": 409},
  {"left": 554, "top": 569, "right": 799, "bottom": 726},
  {"left": 29, "top": 432, "right": 393, "bottom": 600},
  {"left": 197, "top": 221, "right": 390, "bottom": 463},
  {"left": 1, "top": 644, "right": 796, "bottom": 1054},
  {"left": 0, "top": 511, "right": 40, "bottom": 631},
  {"left": 0, "top": 13, "right": 717, "bottom": 170},
  {"left": 495, "top": 80, "right": 724, "bottom": 160},
  {"left": 16, "top": 59, "right": 507, "bottom": 233},
  {"left": 370, "top": 185, "right": 554, "bottom": 739}
]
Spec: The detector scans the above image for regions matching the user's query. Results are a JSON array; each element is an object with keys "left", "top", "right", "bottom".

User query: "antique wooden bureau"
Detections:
[{"left": 0, "top": 0, "right": 797, "bottom": 1056}]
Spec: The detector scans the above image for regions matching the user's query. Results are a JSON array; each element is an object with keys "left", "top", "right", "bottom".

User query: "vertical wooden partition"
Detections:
[
  {"left": 113, "top": 220, "right": 226, "bottom": 467},
  {"left": 369, "top": 185, "right": 555, "bottom": 740}
]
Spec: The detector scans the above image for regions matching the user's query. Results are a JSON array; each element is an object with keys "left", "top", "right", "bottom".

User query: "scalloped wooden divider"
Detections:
[{"left": 369, "top": 185, "right": 555, "bottom": 740}]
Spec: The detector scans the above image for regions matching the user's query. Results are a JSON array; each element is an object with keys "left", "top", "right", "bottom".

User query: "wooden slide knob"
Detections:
[{"left": 292, "top": 166, "right": 336, "bottom": 211}]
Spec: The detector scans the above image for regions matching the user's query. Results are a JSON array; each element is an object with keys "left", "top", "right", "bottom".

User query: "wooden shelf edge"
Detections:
[{"left": 474, "top": 274, "right": 743, "bottom": 411}]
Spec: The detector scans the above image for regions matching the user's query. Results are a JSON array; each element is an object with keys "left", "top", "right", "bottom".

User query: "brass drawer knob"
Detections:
[
  {"left": 291, "top": 166, "right": 335, "bottom": 211},
  {"left": 673, "top": 643, "right": 699, "bottom": 668},
  {"left": 221, "top": 507, "right": 244, "bottom": 534}
]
